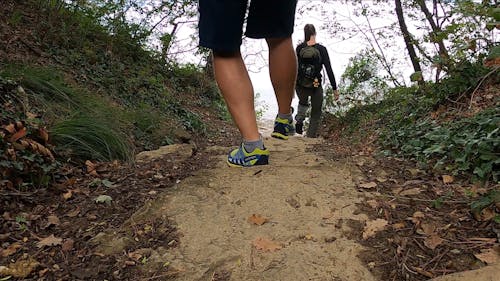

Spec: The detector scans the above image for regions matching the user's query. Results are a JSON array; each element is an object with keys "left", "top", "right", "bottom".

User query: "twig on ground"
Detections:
[
  {"left": 386, "top": 195, "right": 469, "bottom": 204},
  {"left": 469, "top": 66, "right": 500, "bottom": 109}
]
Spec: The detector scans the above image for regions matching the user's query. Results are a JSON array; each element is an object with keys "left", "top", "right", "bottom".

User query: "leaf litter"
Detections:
[{"left": 342, "top": 153, "right": 500, "bottom": 281}]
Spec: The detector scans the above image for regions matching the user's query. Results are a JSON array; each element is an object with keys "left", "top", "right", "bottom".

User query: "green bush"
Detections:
[{"left": 383, "top": 108, "right": 499, "bottom": 181}]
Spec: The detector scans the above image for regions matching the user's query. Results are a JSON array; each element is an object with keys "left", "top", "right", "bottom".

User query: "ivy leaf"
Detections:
[{"left": 95, "top": 195, "right": 112, "bottom": 204}]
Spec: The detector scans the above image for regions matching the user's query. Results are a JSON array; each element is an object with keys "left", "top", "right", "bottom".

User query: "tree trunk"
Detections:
[
  {"left": 416, "top": 0, "right": 450, "bottom": 65},
  {"left": 395, "top": 0, "right": 423, "bottom": 84}
]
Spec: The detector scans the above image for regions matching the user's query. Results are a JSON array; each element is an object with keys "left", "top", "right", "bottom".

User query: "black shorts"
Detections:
[{"left": 198, "top": 0, "right": 298, "bottom": 52}]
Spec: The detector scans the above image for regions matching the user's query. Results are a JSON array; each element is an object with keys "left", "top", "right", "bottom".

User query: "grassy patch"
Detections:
[{"left": 51, "top": 115, "right": 133, "bottom": 162}]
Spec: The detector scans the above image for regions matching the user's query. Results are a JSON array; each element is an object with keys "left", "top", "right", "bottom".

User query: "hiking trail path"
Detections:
[{"left": 94, "top": 132, "right": 498, "bottom": 281}]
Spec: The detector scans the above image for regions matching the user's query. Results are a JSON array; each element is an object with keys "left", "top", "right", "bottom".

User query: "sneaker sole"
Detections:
[
  {"left": 226, "top": 159, "right": 269, "bottom": 167},
  {"left": 271, "top": 132, "right": 289, "bottom": 140}
]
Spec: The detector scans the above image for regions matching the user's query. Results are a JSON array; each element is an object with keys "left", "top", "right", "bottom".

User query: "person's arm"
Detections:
[
  {"left": 295, "top": 44, "right": 302, "bottom": 62},
  {"left": 320, "top": 46, "right": 337, "bottom": 90},
  {"left": 320, "top": 45, "right": 339, "bottom": 100}
]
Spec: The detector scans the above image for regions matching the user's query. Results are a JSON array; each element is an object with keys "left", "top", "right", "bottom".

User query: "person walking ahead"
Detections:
[
  {"left": 295, "top": 24, "right": 339, "bottom": 138},
  {"left": 198, "top": 0, "right": 298, "bottom": 167}
]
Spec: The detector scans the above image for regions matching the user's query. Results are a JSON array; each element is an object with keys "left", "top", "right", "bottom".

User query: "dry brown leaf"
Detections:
[
  {"left": 359, "top": 182, "right": 377, "bottom": 189},
  {"left": 63, "top": 190, "right": 73, "bottom": 200},
  {"left": 0, "top": 257, "right": 39, "bottom": 278},
  {"left": 252, "top": 237, "right": 282, "bottom": 252},
  {"left": 61, "top": 239, "right": 74, "bottom": 252},
  {"left": 66, "top": 206, "right": 80, "bottom": 217},
  {"left": 37, "top": 234, "right": 62, "bottom": 248},
  {"left": 85, "top": 160, "right": 95, "bottom": 170},
  {"left": 442, "top": 175, "right": 454, "bottom": 184},
  {"left": 39, "top": 128, "right": 49, "bottom": 143},
  {"left": 420, "top": 222, "right": 437, "bottom": 236},
  {"left": 64, "top": 178, "right": 77, "bottom": 187},
  {"left": 400, "top": 188, "right": 422, "bottom": 196},
  {"left": 10, "top": 127, "right": 27, "bottom": 142},
  {"left": 424, "top": 234, "right": 444, "bottom": 250},
  {"left": 473, "top": 207, "right": 496, "bottom": 222},
  {"left": 0, "top": 242, "right": 22, "bottom": 257},
  {"left": 247, "top": 214, "right": 269, "bottom": 226},
  {"left": 411, "top": 211, "right": 425, "bottom": 224},
  {"left": 392, "top": 222, "right": 406, "bottom": 230},
  {"left": 4, "top": 123, "right": 16, "bottom": 134},
  {"left": 26, "top": 112, "right": 37, "bottom": 120},
  {"left": 128, "top": 251, "right": 143, "bottom": 261},
  {"left": 46, "top": 215, "right": 60, "bottom": 227},
  {"left": 474, "top": 246, "right": 500, "bottom": 265},
  {"left": 362, "top": 219, "right": 388, "bottom": 240}
]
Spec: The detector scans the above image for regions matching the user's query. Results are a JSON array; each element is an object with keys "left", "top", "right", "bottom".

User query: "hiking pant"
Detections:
[{"left": 295, "top": 85, "right": 323, "bottom": 138}]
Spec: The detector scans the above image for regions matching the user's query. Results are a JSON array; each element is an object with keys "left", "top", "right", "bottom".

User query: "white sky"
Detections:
[{"left": 168, "top": 1, "right": 416, "bottom": 120}]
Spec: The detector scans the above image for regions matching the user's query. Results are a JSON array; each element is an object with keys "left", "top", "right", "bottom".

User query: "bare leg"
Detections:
[
  {"left": 266, "top": 37, "right": 297, "bottom": 115},
  {"left": 213, "top": 51, "right": 260, "bottom": 141}
]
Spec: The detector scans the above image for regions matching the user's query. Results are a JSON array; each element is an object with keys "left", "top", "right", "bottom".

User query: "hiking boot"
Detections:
[
  {"left": 227, "top": 143, "right": 269, "bottom": 167},
  {"left": 271, "top": 117, "right": 292, "bottom": 140},
  {"left": 295, "top": 122, "right": 303, "bottom": 135}
]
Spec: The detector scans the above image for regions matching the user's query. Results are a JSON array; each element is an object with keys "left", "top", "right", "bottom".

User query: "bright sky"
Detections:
[
  {"left": 245, "top": 1, "right": 409, "bottom": 120},
  {"left": 169, "top": 1, "right": 413, "bottom": 120}
]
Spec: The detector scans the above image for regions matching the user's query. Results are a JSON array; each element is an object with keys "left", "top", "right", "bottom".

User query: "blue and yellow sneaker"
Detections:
[
  {"left": 227, "top": 144, "right": 269, "bottom": 167},
  {"left": 271, "top": 117, "right": 293, "bottom": 140}
]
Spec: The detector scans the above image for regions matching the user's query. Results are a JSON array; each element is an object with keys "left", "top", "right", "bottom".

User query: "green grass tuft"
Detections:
[{"left": 51, "top": 115, "right": 133, "bottom": 162}]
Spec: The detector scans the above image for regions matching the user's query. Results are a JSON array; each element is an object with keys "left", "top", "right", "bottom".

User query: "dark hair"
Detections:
[{"left": 304, "top": 24, "right": 316, "bottom": 42}]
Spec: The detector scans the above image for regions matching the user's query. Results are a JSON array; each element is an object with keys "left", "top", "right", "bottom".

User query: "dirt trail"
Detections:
[{"left": 110, "top": 136, "right": 377, "bottom": 280}]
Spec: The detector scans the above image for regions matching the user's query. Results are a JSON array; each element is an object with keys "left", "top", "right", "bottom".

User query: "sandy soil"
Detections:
[{"left": 106, "top": 136, "right": 376, "bottom": 281}]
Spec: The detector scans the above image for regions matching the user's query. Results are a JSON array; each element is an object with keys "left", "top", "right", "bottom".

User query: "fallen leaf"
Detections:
[
  {"left": 46, "top": 215, "right": 60, "bottom": 227},
  {"left": 95, "top": 195, "right": 112, "bottom": 204},
  {"left": 410, "top": 211, "right": 425, "bottom": 224},
  {"left": 474, "top": 246, "right": 500, "bottom": 265},
  {"left": 63, "top": 190, "right": 73, "bottom": 200},
  {"left": 473, "top": 207, "right": 496, "bottom": 222},
  {"left": 392, "top": 222, "right": 406, "bottom": 230},
  {"left": 359, "top": 182, "right": 377, "bottom": 189},
  {"left": 4, "top": 123, "right": 16, "bottom": 134},
  {"left": 101, "top": 179, "right": 115, "bottom": 188},
  {"left": 0, "top": 257, "right": 39, "bottom": 278},
  {"left": 247, "top": 214, "right": 269, "bottom": 226},
  {"left": 424, "top": 234, "right": 444, "bottom": 250},
  {"left": 304, "top": 234, "right": 314, "bottom": 240},
  {"left": 37, "top": 234, "right": 62, "bottom": 248},
  {"left": 85, "top": 160, "right": 99, "bottom": 176},
  {"left": 64, "top": 178, "right": 77, "bottom": 187},
  {"left": 66, "top": 206, "right": 80, "bottom": 218},
  {"left": 9, "top": 127, "right": 27, "bottom": 142},
  {"left": 362, "top": 219, "right": 388, "bottom": 240},
  {"left": 128, "top": 251, "right": 142, "bottom": 261},
  {"left": 420, "top": 222, "right": 437, "bottom": 236},
  {"left": 442, "top": 175, "right": 454, "bottom": 184},
  {"left": 0, "top": 242, "right": 22, "bottom": 257},
  {"left": 85, "top": 160, "right": 96, "bottom": 172},
  {"left": 400, "top": 188, "right": 422, "bottom": 196},
  {"left": 62, "top": 239, "right": 74, "bottom": 252},
  {"left": 39, "top": 128, "right": 49, "bottom": 143},
  {"left": 252, "top": 237, "right": 282, "bottom": 252}
]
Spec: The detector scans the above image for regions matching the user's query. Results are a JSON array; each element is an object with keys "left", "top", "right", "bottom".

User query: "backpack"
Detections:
[{"left": 297, "top": 45, "right": 322, "bottom": 88}]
